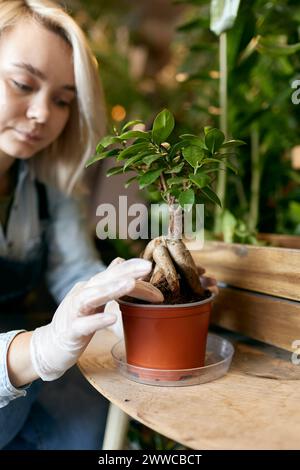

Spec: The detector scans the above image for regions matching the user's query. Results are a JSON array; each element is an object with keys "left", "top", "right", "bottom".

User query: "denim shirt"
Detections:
[{"left": 0, "top": 161, "right": 105, "bottom": 407}]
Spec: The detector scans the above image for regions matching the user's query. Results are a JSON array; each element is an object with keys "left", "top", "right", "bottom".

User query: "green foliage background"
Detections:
[{"left": 65, "top": 0, "right": 300, "bottom": 237}]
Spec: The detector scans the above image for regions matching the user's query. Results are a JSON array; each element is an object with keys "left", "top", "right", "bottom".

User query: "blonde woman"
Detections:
[{"left": 0, "top": 0, "right": 157, "bottom": 450}]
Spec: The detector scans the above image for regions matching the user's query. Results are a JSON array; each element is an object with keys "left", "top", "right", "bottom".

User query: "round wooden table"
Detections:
[{"left": 78, "top": 329, "right": 300, "bottom": 450}]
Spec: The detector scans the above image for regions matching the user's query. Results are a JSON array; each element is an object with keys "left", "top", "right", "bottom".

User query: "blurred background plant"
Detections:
[
  {"left": 62, "top": 0, "right": 300, "bottom": 449},
  {"left": 64, "top": 0, "right": 300, "bottom": 239}
]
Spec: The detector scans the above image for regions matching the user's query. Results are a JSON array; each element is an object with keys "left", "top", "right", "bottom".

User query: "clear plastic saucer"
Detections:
[{"left": 111, "top": 333, "right": 234, "bottom": 387}]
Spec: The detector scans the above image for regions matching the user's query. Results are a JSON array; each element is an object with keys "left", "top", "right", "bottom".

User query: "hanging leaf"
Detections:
[
  {"left": 224, "top": 160, "right": 239, "bottom": 174},
  {"left": 201, "top": 187, "right": 222, "bottom": 207},
  {"left": 106, "top": 166, "right": 125, "bottom": 177},
  {"left": 189, "top": 173, "right": 211, "bottom": 188},
  {"left": 86, "top": 148, "right": 121, "bottom": 168},
  {"left": 123, "top": 153, "right": 145, "bottom": 171},
  {"left": 124, "top": 176, "right": 138, "bottom": 189},
  {"left": 138, "top": 169, "right": 162, "bottom": 189},
  {"left": 179, "top": 188, "right": 195, "bottom": 208}
]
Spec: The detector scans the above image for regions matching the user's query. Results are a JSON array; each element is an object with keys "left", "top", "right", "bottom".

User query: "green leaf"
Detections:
[
  {"left": 164, "top": 162, "right": 185, "bottom": 174},
  {"left": 179, "top": 189, "right": 195, "bottom": 208},
  {"left": 121, "top": 120, "right": 144, "bottom": 132},
  {"left": 124, "top": 176, "right": 138, "bottom": 188},
  {"left": 142, "top": 154, "right": 161, "bottom": 166},
  {"left": 85, "top": 148, "right": 120, "bottom": 167},
  {"left": 166, "top": 176, "right": 187, "bottom": 186},
  {"left": 117, "top": 142, "right": 150, "bottom": 160},
  {"left": 138, "top": 169, "right": 162, "bottom": 189},
  {"left": 179, "top": 134, "right": 206, "bottom": 148},
  {"left": 224, "top": 160, "right": 238, "bottom": 174},
  {"left": 169, "top": 187, "right": 181, "bottom": 199},
  {"left": 118, "top": 130, "right": 151, "bottom": 141},
  {"left": 201, "top": 157, "right": 222, "bottom": 165},
  {"left": 106, "top": 166, "right": 125, "bottom": 177},
  {"left": 85, "top": 154, "right": 103, "bottom": 168},
  {"left": 123, "top": 153, "right": 145, "bottom": 170},
  {"left": 97, "top": 135, "right": 121, "bottom": 149},
  {"left": 201, "top": 187, "right": 222, "bottom": 207},
  {"left": 169, "top": 141, "right": 189, "bottom": 159},
  {"left": 152, "top": 109, "right": 175, "bottom": 145},
  {"left": 189, "top": 173, "right": 211, "bottom": 188},
  {"left": 96, "top": 143, "right": 105, "bottom": 154},
  {"left": 182, "top": 146, "right": 205, "bottom": 168},
  {"left": 221, "top": 139, "right": 246, "bottom": 149},
  {"left": 205, "top": 129, "right": 225, "bottom": 153}
]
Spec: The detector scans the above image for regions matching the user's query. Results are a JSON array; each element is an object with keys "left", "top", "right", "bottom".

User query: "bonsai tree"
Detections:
[{"left": 87, "top": 109, "right": 244, "bottom": 304}]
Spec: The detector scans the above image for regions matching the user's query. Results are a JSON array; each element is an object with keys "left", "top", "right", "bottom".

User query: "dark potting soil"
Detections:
[{"left": 122, "top": 277, "right": 211, "bottom": 305}]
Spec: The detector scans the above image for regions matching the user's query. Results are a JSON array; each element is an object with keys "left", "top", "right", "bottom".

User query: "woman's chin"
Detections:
[{"left": 0, "top": 142, "right": 36, "bottom": 159}]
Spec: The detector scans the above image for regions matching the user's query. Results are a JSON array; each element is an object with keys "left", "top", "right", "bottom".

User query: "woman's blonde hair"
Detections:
[{"left": 0, "top": 0, "right": 106, "bottom": 194}]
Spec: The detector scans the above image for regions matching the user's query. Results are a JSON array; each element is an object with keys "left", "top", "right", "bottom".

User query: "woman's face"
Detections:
[{"left": 0, "top": 18, "right": 76, "bottom": 160}]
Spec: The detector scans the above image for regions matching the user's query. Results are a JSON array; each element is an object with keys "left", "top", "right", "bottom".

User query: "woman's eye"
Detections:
[
  {"left": 55, "top": 99, "right": 71, "bottom": 108},
  {"left": 12, "top": 80, "right": 33, "bottom": 92}
]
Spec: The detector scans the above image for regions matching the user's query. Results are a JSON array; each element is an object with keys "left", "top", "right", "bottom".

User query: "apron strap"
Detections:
[{"left": 35, "top": 180, "right": 49, "bottom": 222}]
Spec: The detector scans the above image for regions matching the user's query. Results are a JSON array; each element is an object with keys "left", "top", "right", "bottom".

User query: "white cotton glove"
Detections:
[{"left": 30, "top": 258, "right": 152, "bottom": 381}]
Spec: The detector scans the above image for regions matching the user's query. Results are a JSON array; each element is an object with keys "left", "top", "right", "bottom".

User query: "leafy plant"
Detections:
[
  {"left": 87, "top": 108, "right": 244, "bottom": 303},
  {"left": 87, "top": 109, "right": 243, "bottom": 208},
  {"left": 174, "top": 0, "right": 300, "bottom": 236}
]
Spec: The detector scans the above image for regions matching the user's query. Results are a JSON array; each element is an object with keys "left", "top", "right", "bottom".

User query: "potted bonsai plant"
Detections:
[{"left": 87, "top": 109, "right": 243, "bottom": 378}]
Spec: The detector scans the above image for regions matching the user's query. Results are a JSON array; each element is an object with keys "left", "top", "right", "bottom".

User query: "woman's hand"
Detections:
[{"left": 30, "top": 258, "right": 152, "bottom": 381}]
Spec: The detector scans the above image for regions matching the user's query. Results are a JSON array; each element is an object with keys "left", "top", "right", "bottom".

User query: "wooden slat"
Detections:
[
  {"left": 211, "top": 287, "right": 300, "bottom": 351},
  {"left": 187, "top": 240, "right": 300, "bottom": 301},
  {"left": 258, "top": 233, "right": 300, "bottom": 249}
]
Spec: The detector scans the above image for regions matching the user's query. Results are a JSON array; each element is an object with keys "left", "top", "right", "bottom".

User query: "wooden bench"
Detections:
[{"left": 189, "top": 237, "right": 300, "bottom": 352}]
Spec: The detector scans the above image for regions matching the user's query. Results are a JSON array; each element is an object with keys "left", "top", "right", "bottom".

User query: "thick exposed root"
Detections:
[
  {"left": 140, "top": 235, "right": 206, "bottom": 303},
  {"left": 150, "top": 264, "right": 164, "bottom": 285},
  {"left": 152, "top": 244, "right": 180, "bottom": 295},
  {"left": 166, "top": 239, "right": 205, "bottom": 296},
  {"left": 142, "top": 237, "right": 163, "bottom": 261}
]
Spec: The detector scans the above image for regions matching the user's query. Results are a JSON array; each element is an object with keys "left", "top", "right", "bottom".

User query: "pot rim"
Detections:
[{"left": 118, "top": 292, "right": 216, "bottom": 309}]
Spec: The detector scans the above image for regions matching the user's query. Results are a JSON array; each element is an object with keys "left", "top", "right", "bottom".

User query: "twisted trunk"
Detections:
[{"left": 167, "top": 204, "right": 183, "bottom": 240}]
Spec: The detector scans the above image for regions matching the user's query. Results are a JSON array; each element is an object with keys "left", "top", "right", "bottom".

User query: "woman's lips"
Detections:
[{"left": 14, "top": 129, "right": 43, "bottom": 143}]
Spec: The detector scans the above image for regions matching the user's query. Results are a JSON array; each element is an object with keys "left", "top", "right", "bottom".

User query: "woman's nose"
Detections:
[{"left": 26, "top": 95, "right": 50, "bottom": 123}]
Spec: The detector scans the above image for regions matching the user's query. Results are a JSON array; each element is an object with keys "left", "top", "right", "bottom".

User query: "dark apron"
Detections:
[{"left": 0, "top": 181, "right": 51, "bottom": 330}]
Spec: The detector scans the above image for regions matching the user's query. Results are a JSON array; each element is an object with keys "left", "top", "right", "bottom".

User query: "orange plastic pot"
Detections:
[{"left": 118, "top": 294, "right": 214, "bottom": 380}]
